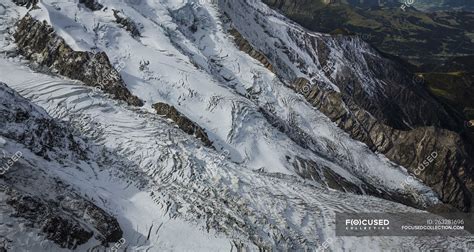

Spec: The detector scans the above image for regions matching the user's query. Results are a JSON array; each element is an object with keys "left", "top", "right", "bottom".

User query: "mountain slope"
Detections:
[
  {"left": 0, "top": 59, "right": 466, "bottom": 251},
  {"left": 3, "top": 0, "right": 434, "bottom": 202},
  {"left": 0, "top": 82, "right": 122, "bottom": 250},
  {"left": 0, "top": 81, "right": 231, "bottom": 251},
  {"left": 220, "top": 0, "right": 474, "bottom": 211},
  {"left": 263, "top": 0, "right": 474, "bottom": 67},
  {"left": 410, "top": 0, "right": 474, "bottom": 11},
  {"left": 0, "top": 0, "right": 473, "bottom": 250},
  {"left": 320, "top": 0, "right": 474, "bottom": 11}
]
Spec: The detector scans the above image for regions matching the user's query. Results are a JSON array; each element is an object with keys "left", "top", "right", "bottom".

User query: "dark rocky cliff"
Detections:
[
  {"left": 0, "top": 82, "right": 123, "bottom": 248},
  {"left": 293, "top": 77, "right": 474, "bottom": 212},
  {"left": 153, "top": 102, "right": 213, "bottom": 147},
  {"left": 221, "top": 0, "right": 474, "bottom": 212},
  {"left": 14, "top": 14, "right": 143, "bottom": 107}
]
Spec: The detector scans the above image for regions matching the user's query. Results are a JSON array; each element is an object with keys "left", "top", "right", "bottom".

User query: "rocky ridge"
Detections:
[
  {"left": 221, "top": 0, "right": 474, "bottom": 212},
  {"left": 293, "top": 77, "right": 474, "bottom": 211},
  {"left": 14, "top": 14, "right": 143, "bottom": 107},
  {"left": 153, "top": 102, "right": 213, "bottom": 147},
  {"left": 1, "top": 0, "right": 473, "bottom": 250},
  {"left": 0, "top": 82, "right": 123, "bottom": 249}
]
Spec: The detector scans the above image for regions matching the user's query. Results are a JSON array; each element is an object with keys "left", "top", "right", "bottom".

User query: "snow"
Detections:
[
  {"left": 0, "top": 0, "right": 468, "bottom": 251},
  {"left": 0, "top": 44, "right": 452, "bottom": 252},
  {"left": 219, "top": 0, "right": 392, "bottom": 96},
  {"left": 0, "top": 0, "right": 431, "bottom": 193},
  {"left": 0, "top": 80, "right": 233, "bottom": 251},
  {"left": 0, "top": 137, "right": 6, "bottom": 148}
]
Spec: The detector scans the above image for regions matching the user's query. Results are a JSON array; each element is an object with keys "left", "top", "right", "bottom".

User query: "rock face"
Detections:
[
  {"left": 289, "top": 156, "right": 423, "bottom": 208},
  {"left": 260, "top": 105, "right": 422, "bottom": 207},
  {"left": 262, "top": 0, "right": 474, "bottom": 67},
  {"left": 14, "top": 14, "right": 143, "bottom": 106},
  {"left": 0, "top": 82, "right": 123, "bottom": 249},
  {"left": 223, "top": 1, "right": 458, "bottom": 133},
  {"left": 3, "top": 187, "right": 122, "bottom": 249},
  {"left": 220, "top": 0, "right": 474, "bottom": 212},
  {"left": 78, "top": 0, "right": 103, "bottom": 11},
  {"left": 229, "top": 28, "right": 274, "bottom": 73},
  {"left": 153, "top": 102, "right": 213, "bottom": 147},
  {"left": 113, "top": 10, "right": 141, "bottom": 37},
  {"left": 5, "top": 189, "right": 92, "bottom": 249},
  {"left": 297, "top": 33, "right": 457, "bottom": 132},
  {"left": 293, "top": 77, "right": 474, "bottom": 212},
  {"left": 289, "top": 156, "right": 357, "bottom": 192},
  {"left": 54, "top": 196, "right": 123, "bottom": 244},
  {"left": 0, "top": 83, "right": 87, "bottom": 161},
  {"left": 12, "top": 0, "right": 38, "bottom": 9}
]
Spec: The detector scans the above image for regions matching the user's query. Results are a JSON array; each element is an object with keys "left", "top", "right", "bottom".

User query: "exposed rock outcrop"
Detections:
[
  {"left": 289, "top": 156, "right": 360, "bottom": 192},
  {"left": 223, "top": 0, "right": 458, "bottom": 132},
  {"left": 0, "top": 82, "right": 87, "bottom": 161},
  {"left": 78, "top": 0, "right": 103, "bottom": 11},
  {"left": 0, "top": 83, "right": 124, "bottom": 249},
  {"left": 289, "top": 31, "right": 458, "bottom": 132},
  {"left": 229, "top": 28, "right": 274, "bottom": 73},
  {"left": 3, "top": 187, "right": 122, "bottom": 249},
  {"left": 220, "top": 0, "right": 474, "bottom": 212},
  {"left": 262, "top": 102, "right": 425, "bottom": 207},
  {"left": 12, "top": 0, "right": 38, "bottom": 9},
  {"left": 153, "top": 102, "right": 213, "bottom": 147},
  {"left": 57, "top": 196, "right": 123, "bottom": 244},
  {"left": 113, "top": 10, "right": 141, "bottom": 37},
  {"left": 294, "top": 77, "right": 474, "bottom": 212},
  {"left": 5, "top": 189, "right": 93, "bottom": 249},
  {"left": 289, "top": 156, "right": 424, "bottom": 208},
  {"left": 14, "top": 14, "right": 143, "bottom": 106}
]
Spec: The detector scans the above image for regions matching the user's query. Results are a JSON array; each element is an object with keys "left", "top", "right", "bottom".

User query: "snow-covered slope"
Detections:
[
  {"left": 2, "top": 0, "right": 440, "bottom": 204},
  {"left": 0, "top": 80, "right": 232, "bottom": 251},
  {"left": 0, "top": 0, "right": 471, "bottom": 251},
  {"left": 0, "top": 60, "right": 467, "bottom": 251}
]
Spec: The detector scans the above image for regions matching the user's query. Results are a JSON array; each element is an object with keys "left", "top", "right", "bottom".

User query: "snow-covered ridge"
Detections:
[
  {"left": 220, "top": 0, "right": 457, "bottom": 132},
  {"left": 0, "top": 0, "right": 471, "bottom": 250},
  {"left": 218, "top": 0, "right": 473, "bottom": 212},
  {"left": 0, "top": 80, "right": 236, "bottom": 251},
  {"left": 4, "top": 0, "right": 436, "bottom": 201},
  {"left": 0, "top": 60, "right": 465, "bottom": 251}
]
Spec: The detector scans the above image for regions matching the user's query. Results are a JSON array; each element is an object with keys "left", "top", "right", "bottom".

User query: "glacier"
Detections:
[{"left": 0, "top": 0, "right": 472, "bottom": 251}]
